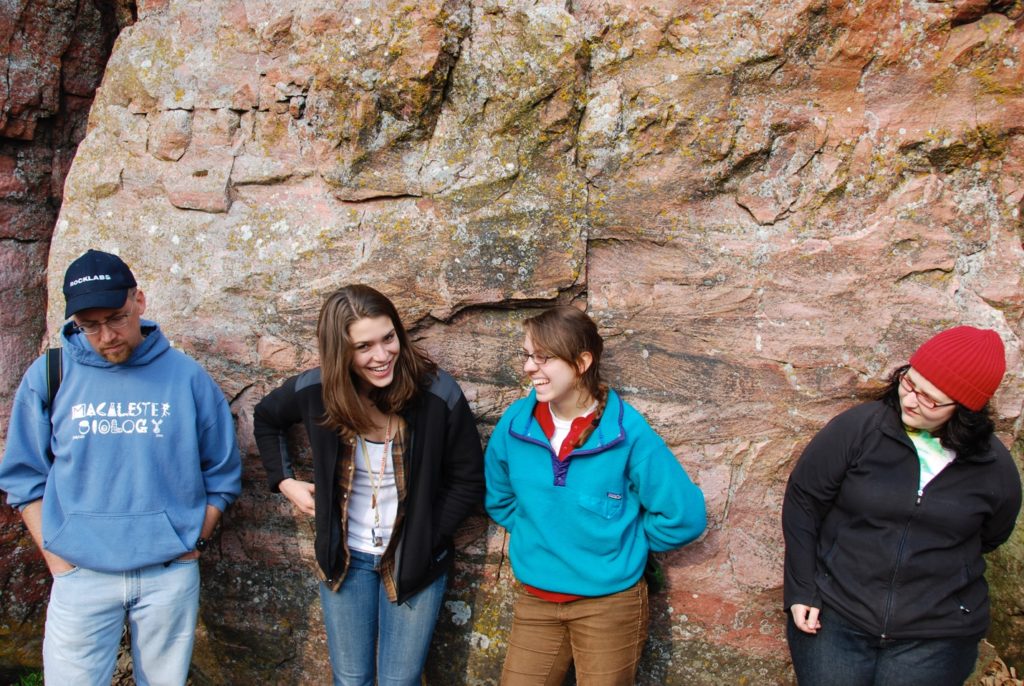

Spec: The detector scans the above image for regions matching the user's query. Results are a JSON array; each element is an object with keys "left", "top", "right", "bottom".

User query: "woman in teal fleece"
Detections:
[{"left": 485, "top": 306, "right": 706, "bottom": 686}]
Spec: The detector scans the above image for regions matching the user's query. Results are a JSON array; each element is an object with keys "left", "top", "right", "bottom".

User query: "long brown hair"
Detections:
[
  {"left": 523, "top": 306, "right": 609, "bottom": 443},
  {"left": 317, "top": 285, "right": 437, "bottom": 436}
]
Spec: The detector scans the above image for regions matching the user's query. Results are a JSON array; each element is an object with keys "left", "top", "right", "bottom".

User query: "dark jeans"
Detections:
[{"left": 787, "top": 606, "right": 981, "bottom": 686}]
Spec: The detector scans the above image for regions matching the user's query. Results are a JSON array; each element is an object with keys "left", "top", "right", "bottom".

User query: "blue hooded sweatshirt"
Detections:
[
  {"left": 485, "top": 389, "right": 706, "bottom": 596},
  {"left": 0, "top": 320, "right": 241, "bottom": 572}
]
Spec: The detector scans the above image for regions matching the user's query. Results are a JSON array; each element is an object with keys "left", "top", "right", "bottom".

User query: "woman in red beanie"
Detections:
[{"left": 782, "top": 326, "right": 1022, "bottom": 686}]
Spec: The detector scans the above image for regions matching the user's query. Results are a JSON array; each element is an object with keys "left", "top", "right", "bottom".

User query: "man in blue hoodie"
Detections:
[{"left": 0, "top": 249, "right": 242, "bottom": 685}]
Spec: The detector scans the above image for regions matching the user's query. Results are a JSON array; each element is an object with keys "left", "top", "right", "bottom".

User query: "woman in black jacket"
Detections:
[
  {"left": 253, "top": 285, "right": 485, "bottom": 686},
  {"left": 783, "top": 325, "right": 1021, "bottom": 686}
]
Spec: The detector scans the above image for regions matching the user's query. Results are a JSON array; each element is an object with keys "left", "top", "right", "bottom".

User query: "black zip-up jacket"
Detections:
[
  {"left": 783, "top": 401, "right": 1021, "bottom": 639},
  {"left": 253, "top": 368, "right": 485, "bottom": 603}
]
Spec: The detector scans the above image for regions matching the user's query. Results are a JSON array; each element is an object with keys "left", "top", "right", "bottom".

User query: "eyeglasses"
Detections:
[
  {"left": 517, "top": 350, "right": 553, "bottom": 366},
  {"left": 73, "top": 300, "right": 135, "bottom": 336},
  {"left": 899, "top": 371, "right": 956, "bottom": 410}
]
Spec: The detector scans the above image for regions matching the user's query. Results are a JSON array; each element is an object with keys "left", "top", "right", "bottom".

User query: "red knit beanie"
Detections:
[{"left": 909, "top": 326, "right": 1006, "bottom": 411}]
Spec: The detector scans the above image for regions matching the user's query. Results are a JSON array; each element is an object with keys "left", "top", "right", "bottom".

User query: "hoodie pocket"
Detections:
[{"left": 47, "top": 510, "right": 189, "bottom": 570}]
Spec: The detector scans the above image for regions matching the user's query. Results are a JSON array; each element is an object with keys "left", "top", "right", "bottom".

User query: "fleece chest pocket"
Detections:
[{"left": 577, "top": 491, "right": 625, "bottom": 520}]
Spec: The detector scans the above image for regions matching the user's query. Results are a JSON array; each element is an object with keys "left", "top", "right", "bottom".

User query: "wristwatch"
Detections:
[{"left": 195, "top": 537, "right": 210, "bottom": 553}]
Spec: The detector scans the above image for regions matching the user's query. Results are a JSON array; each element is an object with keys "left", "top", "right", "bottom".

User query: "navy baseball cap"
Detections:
[{"left": 63, "top": 249, "right": 137, "bottom": 318}]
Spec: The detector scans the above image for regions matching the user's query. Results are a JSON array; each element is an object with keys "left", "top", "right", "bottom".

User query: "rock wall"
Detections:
[{"left": 2, "top": 0, "right": 1023, "bottom": 683}]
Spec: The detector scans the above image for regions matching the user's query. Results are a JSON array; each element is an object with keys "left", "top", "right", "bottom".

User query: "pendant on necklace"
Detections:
[{"left": 371, "top": 528, "right": 383, "bottom": 547}]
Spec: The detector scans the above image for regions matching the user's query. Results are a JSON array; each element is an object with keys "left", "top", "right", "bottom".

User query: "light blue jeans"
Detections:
[
  {"left": 319, "top": 549, "right": 447, "bottom": 686},
  {"left": 43, "top": 559, "right": 199, "bottom": 686}
]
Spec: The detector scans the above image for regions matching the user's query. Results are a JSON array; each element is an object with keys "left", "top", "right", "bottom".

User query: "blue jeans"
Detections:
[
  {"left": 319, "top": 549, "right": 447, "bottom": 686},
  {"left": 787, "top": 605, "right": 981, "bottom": 686},
  {"left": 43, "top": 560, "right": 199, "bottom": 686}
]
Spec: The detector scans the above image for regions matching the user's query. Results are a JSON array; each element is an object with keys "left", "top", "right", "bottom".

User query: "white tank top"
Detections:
[{"left": 347, "top": 437, "right": 399, "bottom": 553}]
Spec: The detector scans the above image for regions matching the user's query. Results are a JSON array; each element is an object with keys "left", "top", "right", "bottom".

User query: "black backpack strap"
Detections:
[{"left": 45, "top": 347, "right": 62, "bottom": 462}]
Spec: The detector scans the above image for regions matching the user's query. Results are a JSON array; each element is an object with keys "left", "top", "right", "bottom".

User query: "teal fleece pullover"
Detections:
[{"left": 485, "top": 389, "right": 706, "bottom": 596}]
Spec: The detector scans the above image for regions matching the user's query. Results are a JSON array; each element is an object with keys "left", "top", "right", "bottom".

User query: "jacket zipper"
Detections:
[{"left": 880, "top": 488, "right": 923, "bottom": 638}]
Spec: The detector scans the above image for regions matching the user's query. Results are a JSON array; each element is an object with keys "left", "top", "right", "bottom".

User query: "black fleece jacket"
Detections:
[
  {"left": 783, "top": 400, "right": 1021, "bottom": 639},
  {"left": 253, "top": 368, "right": 485, "bottom": 603}
]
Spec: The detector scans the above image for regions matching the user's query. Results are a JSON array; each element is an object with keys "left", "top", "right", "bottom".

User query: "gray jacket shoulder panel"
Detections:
[
  {"left": 295, "top": 368, "right": 322, "bottom": 392},
  {"left": 426, "top": 369, "right": 463, "bottom": 411}
]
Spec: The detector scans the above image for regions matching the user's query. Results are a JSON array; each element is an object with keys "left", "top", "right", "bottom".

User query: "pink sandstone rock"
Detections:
[{"left": 2, "top": 0, "right": 1023, "bottom": 683}]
